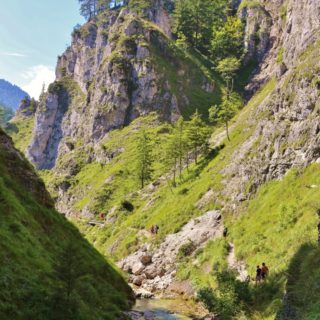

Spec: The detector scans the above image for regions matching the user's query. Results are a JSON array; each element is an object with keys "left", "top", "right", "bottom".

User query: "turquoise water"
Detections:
[{"left": 134, "top": 299, "right": 193, "bottom": 319}]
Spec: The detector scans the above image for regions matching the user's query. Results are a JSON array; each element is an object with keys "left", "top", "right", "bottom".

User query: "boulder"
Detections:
[
  {"left": 132, "top": 262, "right": 145, "bottom": 275},
  {"left": 140, "top": 254, "right": 153, "bottom": 266}
]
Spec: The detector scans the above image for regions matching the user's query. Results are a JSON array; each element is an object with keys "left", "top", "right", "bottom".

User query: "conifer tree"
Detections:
[
  {"left": 209, "top": 91, "right": 242, "bottom": 141},
  {"left": 173, "top": 0, "right": 230, "bottom": 53},
  {"left": 136, "top": 130, "right": 153, "bottom": 189},
  {"left": 216, "top": 56, "right": 241, "bottom": 92},
  {"left": 174, "top": 117, "right": 188, "bottom": 179},
  {"left": 79, "top": 0, "right": 99, "bottom": 20},
  {"left": 163, "top": 134, "right": 180, "bottom": 187},
  {"left": 211, "top": 16, "right": 244, "bottom": 62},
  {"left": 187, "top": 110, "right": 209, "bottom": 164}
]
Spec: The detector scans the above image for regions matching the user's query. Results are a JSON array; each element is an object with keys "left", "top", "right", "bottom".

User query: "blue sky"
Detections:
[{"left": 0, "top": 0, "right": 84, "bottom": 98}]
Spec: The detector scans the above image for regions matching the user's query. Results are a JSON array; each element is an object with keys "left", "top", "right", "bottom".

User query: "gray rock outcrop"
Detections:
[
  {"left": 27, "top": 5, "right": 214, "bottom": 170},
  {"left": 119, "top": 210, "right": 223, "bottom": 292}
]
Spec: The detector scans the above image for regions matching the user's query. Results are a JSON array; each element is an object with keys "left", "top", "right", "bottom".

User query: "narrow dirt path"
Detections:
[{"left": 227, "top": 242, "right": 248, "bottom": 282}]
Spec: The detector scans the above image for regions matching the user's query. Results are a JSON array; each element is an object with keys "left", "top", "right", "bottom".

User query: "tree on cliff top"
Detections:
[{"left": 79, "top": 0, "right": 126, "bottom": 20}]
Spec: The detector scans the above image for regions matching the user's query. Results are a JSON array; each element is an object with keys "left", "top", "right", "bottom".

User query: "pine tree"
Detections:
[
  {"left": 51, "top": 243, "right": 84, "bottom": 320},
  {"left": 216, "top": 56, "right": 241, "bottom": 92},
  {"left": 173, "top": 0, "right": 230, "bottom": 54},
  {"left": 163, "top": 134, "right": 180, "bottom": 187},
  {"left": 174, "top": 117, "right": 188, "bottom": 179},
  {"left": 187, "top": 111, "right": 209, "bottom": 164},
  {"left": 211, "top": 16, "right": 244, "bottom": 62},
  {"left": 136, "top": 130, "right": 153, "bottom": 189},
  {"left": 209, "top": 91, "right": 242, "bottom": 141},
  {"left": 79, "top": 0, "right": 98, "bottom": 20}
]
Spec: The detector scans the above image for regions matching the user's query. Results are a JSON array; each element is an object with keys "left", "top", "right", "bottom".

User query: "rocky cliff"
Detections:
[
  {"left": 220, "top": 0, "right": 320, "bottom": 206},
  {"left": 27, "top": 3, "right": 216, "bottom": 170}
]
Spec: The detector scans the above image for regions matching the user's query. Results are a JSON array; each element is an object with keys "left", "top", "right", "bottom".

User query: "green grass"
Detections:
[
  {"left": 177, "top": 239, "right": 229, "bottom": 289},
  {"left": 227, "top": 164, "right": 320, "bottom": 318},
  {"left": 0, "top": 129, "right": 133, "bottom": 319},
  {"left": 61, "top": 78, "right": 276, "bottom": 262},
  {"left": 7, "top": 116, "right": 34, "bottom": 153},
  {"left": 238, "top": 0, "right": 262, "bottom": 10}
]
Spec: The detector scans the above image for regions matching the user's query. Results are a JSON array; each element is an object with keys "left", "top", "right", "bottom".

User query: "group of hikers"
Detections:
[{"left": 255, "top": 262, "right": 269, "bottom": 284}]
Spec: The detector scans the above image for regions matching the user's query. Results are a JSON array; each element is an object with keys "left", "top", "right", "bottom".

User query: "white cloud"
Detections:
[
  {"left": 21, "top": 65, "right": 55, "bottom": 99},
  {"left": 0, "top": 52, "right": 26, "bottom": 57}
]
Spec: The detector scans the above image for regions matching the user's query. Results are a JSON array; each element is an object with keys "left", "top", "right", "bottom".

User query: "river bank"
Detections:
[{"left": 127, "top": 298, "right": 211, "bottom": 320}]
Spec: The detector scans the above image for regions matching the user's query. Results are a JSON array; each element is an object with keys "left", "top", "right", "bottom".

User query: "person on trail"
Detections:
[
  {"left": 223, "top": 227, "right": 228, "bottom": 238},
  {"left": 318, "top": 222, "right": 320, "bottom": 245},
  {"left": 150, "top": 225, "right": 159, "bottom": 235},
  {"left": 256, "top": 265, "right": 262, "bottom": 284},
  {"left": 261, "top": 262, "right": 269, "bottom": 280}
]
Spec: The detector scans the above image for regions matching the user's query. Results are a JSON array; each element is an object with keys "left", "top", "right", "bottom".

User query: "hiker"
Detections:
[
  {"left": 318, "top": 222, "right": 320, "bottom": 245},
  {"left": 223, "top": 227, "right": 228, "bottom": 238},
  {"left": 150, "top": 225, "right": 159, "bottom": 235},
  {"left": 261, "top": 262, "right": 269, "bottom": 280},
  {"left": 255, "top": 265, "right": 262, "bottom": 284},
  {"left": 100, "top": 213, "right": 106, "bottom": 220}
]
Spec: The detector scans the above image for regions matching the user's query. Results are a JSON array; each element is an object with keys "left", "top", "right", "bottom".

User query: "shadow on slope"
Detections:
[{"left": 0, "top": 129, "right": 134, "bottom": 320}]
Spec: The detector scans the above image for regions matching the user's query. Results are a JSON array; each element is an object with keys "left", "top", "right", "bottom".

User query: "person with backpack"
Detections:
[{"left": 261, "top": 262, "right": 269, "bottom": 280}]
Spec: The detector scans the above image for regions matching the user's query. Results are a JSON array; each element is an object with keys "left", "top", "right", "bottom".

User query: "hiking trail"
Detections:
[{"left": 227, "top": 242, "right": 248, "bottom": 281}]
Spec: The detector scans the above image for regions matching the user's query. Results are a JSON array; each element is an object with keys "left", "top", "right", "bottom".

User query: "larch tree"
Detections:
[
  {"left": 136, "top": 130, "right": 154, "bottom": 189},
  {"left": 187, "top": 110, "right": 210, "bottom": 164},
  {"left": 163, "top": 133, "right": 180, "bottom": 187},
  {"left": 209, "top": 91, "right": 242, "bottom": 141},
  {"left": 211, "top": 15, "right": 244, "bottom": 62}
]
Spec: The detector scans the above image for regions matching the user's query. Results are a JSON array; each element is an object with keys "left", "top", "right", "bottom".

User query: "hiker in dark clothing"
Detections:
[
  {"left": 256, "top": 265, "right": 262, "bottom": 284},
  {"left": 223, "top": 227, "right": 228, "bottom": 238},
  {"left": 261, "top": 262, "right": 269, "bottom": 280}
]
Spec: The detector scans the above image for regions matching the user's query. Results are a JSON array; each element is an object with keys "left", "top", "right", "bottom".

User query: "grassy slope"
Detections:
[
  {"left": 166, "top": 42, "right": 320, "bottom": 318},
  {"left": 66, "top": 78, "right": 275, "bottom": 262},
  {"left": 7, "top": 115, "right": 35, "bottom": 153},
  {"left": 0, "top": 130, "right": 133, "bottom": 319},
  {"left": 70, "top": 75, "right": 319, "bottom": 319},
  {"left": 229, "top": 164, "right": 320, "bottom": 319}
]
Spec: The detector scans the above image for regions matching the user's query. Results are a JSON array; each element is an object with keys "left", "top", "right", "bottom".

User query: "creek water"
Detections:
[{"left": 134, "top": 299, "right": 193, "bottom": 319}]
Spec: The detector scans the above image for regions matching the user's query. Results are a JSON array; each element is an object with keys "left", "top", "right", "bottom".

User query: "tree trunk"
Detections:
[
  {"left": 226, "top": 121, "right": 230, "bottom": 141},
  {"left": 186, "top": 153, "right": 190, "bottom": 172}
]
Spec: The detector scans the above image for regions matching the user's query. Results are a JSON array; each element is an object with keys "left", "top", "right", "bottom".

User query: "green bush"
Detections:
[
  {"left": 178, "top": 240, "right": 196, "bottom": 258},
  {"left": 198, "top": 270, "right": 251, "bottom": 319}
]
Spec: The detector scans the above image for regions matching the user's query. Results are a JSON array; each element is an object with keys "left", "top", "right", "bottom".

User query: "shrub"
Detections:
[
  {"left": 178, "top": 240, "right": 196, "bottom": 258},
  {"left": 198, "top": 270, "right": 252, "bottom": 319},
  {"left": 121, "top": 200, "right": 134, "bottom": 212}
]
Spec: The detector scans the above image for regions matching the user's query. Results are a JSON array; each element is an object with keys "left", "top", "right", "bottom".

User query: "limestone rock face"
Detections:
[
  {"left": 239, "top": 0, "right": 320, "bottom": 92},
  {"left": 239, "top": 4, "right": 272, "bottom": 65},
  {"left": 27, "top": 5, "right": 214, "bottom": 170},
  {"left": 27, "top": 89, "right": 67, "bottom": 169}
]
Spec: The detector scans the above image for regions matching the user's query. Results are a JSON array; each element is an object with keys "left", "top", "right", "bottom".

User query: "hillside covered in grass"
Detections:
[{"left": 0, "top": 129, "right": 134, "bottom": 319}]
